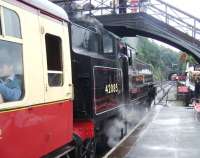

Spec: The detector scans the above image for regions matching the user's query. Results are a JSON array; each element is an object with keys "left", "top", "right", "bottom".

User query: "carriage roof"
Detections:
[{"left": 17, "top": 0, "right": 69, "bottom": 21}]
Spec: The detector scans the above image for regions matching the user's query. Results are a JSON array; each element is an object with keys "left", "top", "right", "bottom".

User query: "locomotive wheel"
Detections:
[
  {"left": 74, "top": 136, "right": 96, "bottom": 158},
  {"left": 83, "top": 139, "right": 96, "bottom": 158}
]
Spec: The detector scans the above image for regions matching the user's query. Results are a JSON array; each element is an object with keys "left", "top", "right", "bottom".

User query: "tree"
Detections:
[{"left": 125, "top": 36, "right": 196, "bottom": 80}]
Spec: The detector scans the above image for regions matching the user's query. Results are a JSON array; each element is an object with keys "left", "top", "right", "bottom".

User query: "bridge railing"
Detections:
[
  {"left": 53, "top": 0, "right": 200, "bottom": 41},
  {"left": 146, "top": 0, "right": 200, "bottom": 41}
]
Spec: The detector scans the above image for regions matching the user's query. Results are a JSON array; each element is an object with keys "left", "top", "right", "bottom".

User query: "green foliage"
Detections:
[{"left": 125, "top": 37, "right": 196, "bottom": 80}]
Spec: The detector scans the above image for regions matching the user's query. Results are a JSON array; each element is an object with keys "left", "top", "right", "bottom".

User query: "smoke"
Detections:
[
  {"left": 104, "top": 118, "right": 125, "bottom": 147},
  {"left": 104, "top": 102, "right": 148, "bottom": 147},
  {"left": 71, "top": 14, "right": 104, "bottom": 34},
  {"left": 104, "top": 85, "right": 168, "bottom": 148},
  {"left": 121, "top": 105, "right": 143, "bottom": 130},
  {"left": 74, "top": 14, "right": 103, "bottom": 27}
]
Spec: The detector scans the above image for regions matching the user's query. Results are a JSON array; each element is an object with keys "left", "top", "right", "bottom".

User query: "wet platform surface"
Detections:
[
  {"left": 105, "top": 85, "right": 200, "bottom": 158},
  {"left": 125, "top": 106, "right": 200, "bottom": 158}
]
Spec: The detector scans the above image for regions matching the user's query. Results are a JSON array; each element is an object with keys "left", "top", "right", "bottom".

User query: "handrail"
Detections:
[
  {"left": 156, "top": 0, "right": 200, "bottom": 23},
  {"left": 147, "top": 0, "right": 200, "bottom": 39},
  {"left": 52, "top": 0, "right": 200, "bottom": 41}
]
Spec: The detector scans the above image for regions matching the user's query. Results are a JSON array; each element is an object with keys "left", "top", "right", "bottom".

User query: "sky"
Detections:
[
  {"left": 162, "top": 0, "right": 199, "bottom": 18},
  {"left": 150, "top": 0, "right": 200, "bottom": 52}
]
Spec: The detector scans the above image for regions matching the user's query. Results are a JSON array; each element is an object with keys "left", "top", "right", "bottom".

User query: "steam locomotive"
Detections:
[{"left": 0, "top": 0, "right": 155, "bottom": 158}]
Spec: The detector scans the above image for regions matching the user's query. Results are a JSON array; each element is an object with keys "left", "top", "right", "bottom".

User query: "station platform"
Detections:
[{"left": 104, "top": 87, "right": 200, "bottom": 158}]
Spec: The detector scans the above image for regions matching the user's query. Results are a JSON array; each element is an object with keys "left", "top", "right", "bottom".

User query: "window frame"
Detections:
[
  {"left": 0, "top": 6, "right": 22, "bottom": 40},
  {"left": 45, "top": 33, "right": 64, "bottom": 87},
  {"left": 102, "top": 32, "right": 114, "bottom": 54},
  {"left": 71, "top": 23, "right": 100, "bottom": 54},
  {"left": 0, "top": 4, "right": 25, "bottom": 109}
]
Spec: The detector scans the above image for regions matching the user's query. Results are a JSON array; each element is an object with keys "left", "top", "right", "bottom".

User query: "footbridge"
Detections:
[
  {"left": 96, "top": 12, "right": 200, "bottom": 61},
  {"left": 52, "top": 0, "right": 200, "bottom": 61}
]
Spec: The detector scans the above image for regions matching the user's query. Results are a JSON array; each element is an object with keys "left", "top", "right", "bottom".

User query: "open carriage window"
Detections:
[{"left": 45, "top": 33, "right": 63, "bottom": 87}]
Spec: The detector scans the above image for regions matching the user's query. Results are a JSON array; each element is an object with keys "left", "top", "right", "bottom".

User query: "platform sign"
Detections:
[{"left": 177, "top": 86, "right": 188, "bottom": 93}]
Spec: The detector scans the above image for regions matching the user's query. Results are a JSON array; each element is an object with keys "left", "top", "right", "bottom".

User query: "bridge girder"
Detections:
[{"left": 96, "top": 13, "right": 200, "bottom": 62}]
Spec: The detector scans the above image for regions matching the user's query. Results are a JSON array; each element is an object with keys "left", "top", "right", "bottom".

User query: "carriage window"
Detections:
[
  {"left": 0, "top": 40, "right": 24, "bottom": 103},
  {"left": 3, "top": 7, "right": 21, "bottom": 38},
  {"left": 71, "top": 25, "right": 98, "bottom": 53},
  {"left": 45, "top": 34, "right": 63, "bottom": 87},
  {"left": 103, "top": 34, "right": 113, "bottom": 54}
]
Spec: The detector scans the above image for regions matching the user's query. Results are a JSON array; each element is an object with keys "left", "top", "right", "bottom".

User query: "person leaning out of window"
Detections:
[{"left": 0, "top": 59, "right": 22, "bottom": 103}]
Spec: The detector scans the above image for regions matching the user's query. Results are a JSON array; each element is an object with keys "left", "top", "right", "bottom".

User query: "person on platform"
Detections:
[
  {"left": 130, "top": 0, "right": 139, "bottom": 13},
  {"left": 119, "top": 0, "right": 127, "bottom": 14}
]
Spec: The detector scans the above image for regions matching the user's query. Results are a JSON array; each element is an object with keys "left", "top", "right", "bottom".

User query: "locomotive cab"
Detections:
[{"left": 70, "top": 21, "right": 124, "bottom": 122}]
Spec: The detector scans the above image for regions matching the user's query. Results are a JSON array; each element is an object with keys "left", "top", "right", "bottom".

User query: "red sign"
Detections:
[{"left": 177, "top": 86, "right": 189, "bottom": 93}]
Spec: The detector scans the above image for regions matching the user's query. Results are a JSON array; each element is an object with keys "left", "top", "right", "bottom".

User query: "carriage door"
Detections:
[{"left": 40, "top": 16, "right": 70, "bottom": 102}]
